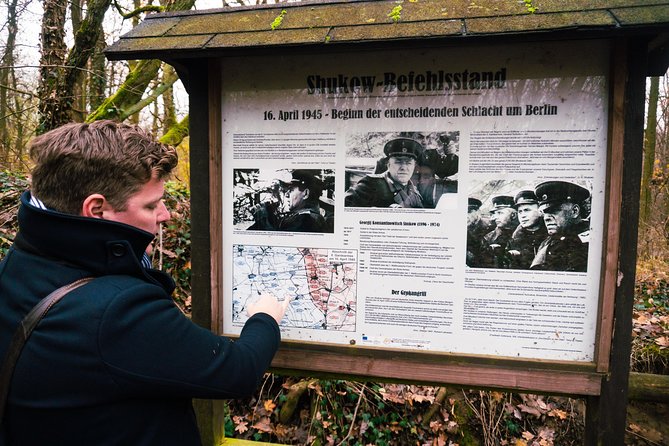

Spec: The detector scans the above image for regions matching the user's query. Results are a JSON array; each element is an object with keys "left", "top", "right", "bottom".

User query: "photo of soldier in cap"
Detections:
[
  {"left": 530, "top": 180, "right": 591, "bottom": 272},
  {"left": 479, "top": 195, "right": 519, "bottom": 268},
  {"left": 507, "top": 190, "right": 548, "bottom": 269},
  {"left": 345, "top": 131, "right": 458, "bottom": 209},
  {"left": 345, "top": 137, "right": 424, "bottom": 208},
  {"left": 233, "top": 168, "right": 334, "bottom": 233},
  {"left": 466, "top": 197, "right": 495, "bottom": 267}
]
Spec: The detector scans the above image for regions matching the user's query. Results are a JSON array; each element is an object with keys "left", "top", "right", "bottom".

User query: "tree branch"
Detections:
[
  {"left": 113, "top": 0, "right": 164, "bottom": 19},
  {"left": 118, "top": 73, "right": 178, "bottom": 121}
]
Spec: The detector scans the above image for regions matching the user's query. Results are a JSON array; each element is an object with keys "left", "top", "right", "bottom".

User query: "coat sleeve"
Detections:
[
  {"left": 97, "top": 279, "right": 281, "bottom": 399},
  {"left": 345, "top": 176, "right": 379, "bottom": 207}
]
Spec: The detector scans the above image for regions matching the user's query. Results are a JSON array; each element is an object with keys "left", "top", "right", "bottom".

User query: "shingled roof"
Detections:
[{"left": 106, "top": 0, "right": 669, "bottom": 74}]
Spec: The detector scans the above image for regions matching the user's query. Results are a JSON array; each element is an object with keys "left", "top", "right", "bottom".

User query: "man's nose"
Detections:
[{"left": 157, "top": 201, "right": 171, "bottom": 223}]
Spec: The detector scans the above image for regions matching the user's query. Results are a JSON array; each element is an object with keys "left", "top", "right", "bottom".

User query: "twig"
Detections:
[
  {"left": 158, "top": 222, "right": 163, "bottom": 270},
  {"left": 336, "top": 383, "right": 366, "bottom": 446},
  {"left": 251, "top": 373, "right": 274, "bottom": 422},
  {"left": 625, "top": 427, "right": 663, "bottom": 446}
]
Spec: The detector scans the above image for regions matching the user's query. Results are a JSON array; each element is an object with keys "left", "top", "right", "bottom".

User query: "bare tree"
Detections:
[
  {"left": 0, "top": 0, "right": 20, "bottom": 163},
  {"left": 37, "top": 0, "right": 113, "bottom": 133},
  {"left": 640, "top": 76, "right": 659, "bottom": 228}
]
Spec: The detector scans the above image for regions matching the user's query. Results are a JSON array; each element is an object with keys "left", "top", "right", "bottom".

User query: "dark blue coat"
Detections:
[{"left": 0, "top": 192, "right": 281, "bottom": 445}]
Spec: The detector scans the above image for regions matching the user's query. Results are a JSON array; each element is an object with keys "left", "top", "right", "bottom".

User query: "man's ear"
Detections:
[
  {"left": 81, "top": 194, "right": 108, "bottom": 218},
  {"left": 571, "top": 204, "right": 581, "bottom": 218}
]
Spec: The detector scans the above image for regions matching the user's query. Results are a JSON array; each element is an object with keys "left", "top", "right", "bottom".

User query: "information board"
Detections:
[{"left": 220, "top": 40, "right": 609, "bottom": 363}]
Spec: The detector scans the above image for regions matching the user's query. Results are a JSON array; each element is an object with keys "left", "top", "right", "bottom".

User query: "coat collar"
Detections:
[{"left": 16, "top": 191, "right": 175, "bottom": 292}]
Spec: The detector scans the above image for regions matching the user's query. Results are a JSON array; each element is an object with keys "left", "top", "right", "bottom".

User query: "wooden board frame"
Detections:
[{"left": 187, "top": 37, "right": 641, "bottom": 398}]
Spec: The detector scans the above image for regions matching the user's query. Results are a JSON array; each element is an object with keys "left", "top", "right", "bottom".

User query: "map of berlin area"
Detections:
[{"left": 232, "top": 245, "right": 357, "bottom": 331}]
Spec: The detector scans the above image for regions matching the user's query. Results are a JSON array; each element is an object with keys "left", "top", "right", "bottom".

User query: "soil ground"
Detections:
[{"left": 626, "top": 401, "right": 669, "bottom": 445}]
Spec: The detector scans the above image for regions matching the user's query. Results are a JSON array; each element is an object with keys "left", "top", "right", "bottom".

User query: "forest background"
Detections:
[{"left": 0, "top": 0, "right": 668, "bottom": 444}]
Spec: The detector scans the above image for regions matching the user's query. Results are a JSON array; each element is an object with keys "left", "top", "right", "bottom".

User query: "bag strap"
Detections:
[{"left": 0, "top": 277, "right": 95, "bottom": 421}]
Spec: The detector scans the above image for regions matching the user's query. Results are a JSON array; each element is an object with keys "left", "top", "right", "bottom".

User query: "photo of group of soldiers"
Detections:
[
  {"left": 467, "top": 180, "right": 591, "bottom": 272},
  {"left": 344, "top": 132, "right": 459, "bottom": 209},
  {"left": 233, "top": 168, "right": 335, "bottom": 233}
]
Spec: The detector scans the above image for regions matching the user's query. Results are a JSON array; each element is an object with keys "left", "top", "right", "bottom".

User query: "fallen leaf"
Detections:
[
  {"left": 234, "top": 420, "right": 248, "bottom": 434},
  {"left": 252, "top": 416, "right": 273, "bottom": 433},
  {"left": 263, "top": 399, "right": 276, "bottom": 412},
  {"left": 538, "top": 427, "right": 555, "bottom": 440},
  {"left": 491, "top": 391, "right": 505, "bottom": 403},
  {"left": 273, "top": 424, "right": 293, "bottom": 440},
  {"left": 548, "top": 409, "right": 568, "bottom": 420},
  {"left": 518, "top": 404, "right": 542, "bottom": 417},
  {"left": 429, "top": 419, "right": 442, "bottom": 433}
]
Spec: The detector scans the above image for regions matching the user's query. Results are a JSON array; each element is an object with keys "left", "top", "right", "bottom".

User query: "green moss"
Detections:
[
  {"left": 388, "top": 4, "right": 402, "bottom": 22},
  {"left": 524, "top": 0, "right": 538, "bottom": 13},
  {"left": 270, "top": 9, "right": 287, "bottom": 30}
]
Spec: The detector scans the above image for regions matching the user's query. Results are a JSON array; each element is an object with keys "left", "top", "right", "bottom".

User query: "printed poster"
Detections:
[{"left": 220, "top": 40, "right": 609, "bottom": 362}]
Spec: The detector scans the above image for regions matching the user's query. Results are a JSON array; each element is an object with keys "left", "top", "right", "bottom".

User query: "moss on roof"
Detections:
[{"left": 105, "top": 0, "right": 669, "bottom": 61}]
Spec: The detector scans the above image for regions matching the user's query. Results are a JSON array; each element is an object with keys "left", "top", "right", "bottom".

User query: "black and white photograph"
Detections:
[
  {"left": 467, "top": 179, "right": 592, "bottom": 272},
  {"left": 344, "top": 131, "right": 459, "bottom": 209},
  {"left": 233, "top": 168, "right": 335, "bottom": 233}
]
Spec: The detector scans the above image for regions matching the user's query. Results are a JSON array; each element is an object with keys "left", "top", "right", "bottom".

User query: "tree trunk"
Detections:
[
  {"left": 10, "top": 68, "right": 25, "bottom": 168},
  {"left": 0, "top": 0, "right": 19, "bottom": 164},
  {"left": 88, "top": 22, "right": 107, "bottom": 111},
  {"left": 127, "top": 0, "right": 142, "bottom": 125},
  {"left": 640, "top": 76, "right": 659, "bottom": 232},
  {"left": 37, "top": 0, "right": 68, "bottom": 134},
  {"left": 70, "top": 0, "right": 85, "bottom": 121},
  {"left": 86, "top": 0, "right": 196, "bottom": 123},
  {"left": 38, "top": 0, "right": 113, "bottom": 133},
  {"left": 152, "top": 82, "right": 160, "bottom": 135},
  {"left": 162, "top": 64, "right": 177, "bottom": 135}
]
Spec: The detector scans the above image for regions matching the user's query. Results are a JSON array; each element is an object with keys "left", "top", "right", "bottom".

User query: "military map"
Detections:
[{"left": 232, "top": 245, "right": 357, "bottom": 331}]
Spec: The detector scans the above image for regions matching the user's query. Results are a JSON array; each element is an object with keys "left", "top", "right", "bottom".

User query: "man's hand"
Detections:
[{"left": 247, "top": 292, "right": 291, "bottom": 325}]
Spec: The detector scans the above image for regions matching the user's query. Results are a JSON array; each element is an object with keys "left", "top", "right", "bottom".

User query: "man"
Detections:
[
  {"left": 345, "top": 138, "right": 424, "bottom": 208},
  {"left": 480, "top": 195, "right": 518, "bottom": 268},
  {"left": 413, "top": 133, "right": 458, "bottom": 207},
  {"left": 466, "top": 197, "right": 493, "bottom": 267},
  {"left": 0, "top": 121, "right": 288, "bottom": 445},
  {"left": 249, "top": 170, "right": 329, "bottom": 233},
  {"left": 507, "top": 190, "right": 548, "bottom": 269},
  {"left": 530, "top": 181, "right": 590, "bottom": 272},
  {"left": 277, "top": 169, "right": 329, "bottom": 232}
]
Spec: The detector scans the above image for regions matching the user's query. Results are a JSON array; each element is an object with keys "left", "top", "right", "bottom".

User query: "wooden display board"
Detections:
[{"left": 200, "top": 38, "right": 633, "bottom": 396}]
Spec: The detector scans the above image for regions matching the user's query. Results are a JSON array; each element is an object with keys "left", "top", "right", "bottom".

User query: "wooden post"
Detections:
[
  {"left": 187, "top": 58, "right": 226, "bottom": 446},
  {"left": 584, "top": 37, "right": 648, "bottom": 446}
]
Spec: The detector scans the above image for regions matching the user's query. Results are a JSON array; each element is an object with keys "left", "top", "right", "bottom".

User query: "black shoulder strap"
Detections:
[{"left": 0, "top": 277, "right": 94, "bottom": 421}]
